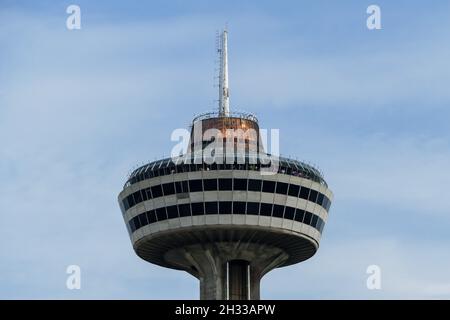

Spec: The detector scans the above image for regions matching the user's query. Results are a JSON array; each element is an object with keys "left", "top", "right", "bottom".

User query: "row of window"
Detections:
[
  {"left": 126, "top": 156, "right": 326, "bottom": 187},
  {"left": 128, "top": 201, "right": 326, "bottom": 235},
  {"left": 122, "top": 178, "right": 332, "bottom": 212}
]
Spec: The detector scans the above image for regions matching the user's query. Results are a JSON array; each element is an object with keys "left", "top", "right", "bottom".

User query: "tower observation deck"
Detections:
[{"left": 118, "top": 30, "right": 333, "bottom": 300}]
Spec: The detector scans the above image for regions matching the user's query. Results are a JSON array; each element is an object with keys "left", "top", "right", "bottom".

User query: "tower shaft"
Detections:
[{"left": 165, "top": 242, "right": 289, "bottom": 300}]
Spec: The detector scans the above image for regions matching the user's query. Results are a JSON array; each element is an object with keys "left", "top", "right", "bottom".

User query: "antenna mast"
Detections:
[{"left": 218, "top": 29, "right": 230, "bottom": 117}]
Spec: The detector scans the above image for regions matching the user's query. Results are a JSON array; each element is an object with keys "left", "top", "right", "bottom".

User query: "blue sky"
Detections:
[{"left": 1, "top": 0, "right": 450, "bottom": 299}]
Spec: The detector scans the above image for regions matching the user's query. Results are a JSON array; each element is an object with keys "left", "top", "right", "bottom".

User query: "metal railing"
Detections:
[
  {"left": 191, "top": 110, "right": 259, "bottom": 124},
  {"left": 124, "top": 153, "right": 327, "bottom": 188}
]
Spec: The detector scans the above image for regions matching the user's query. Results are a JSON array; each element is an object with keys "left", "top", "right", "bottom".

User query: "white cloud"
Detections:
[
  {"left": 322, "top": 134, "right": 450, "bottom": 216},
  {"left": 232, "top": 42, "right": 450, "bottom": 110},
  {"left": 263, "top": 237, "right": 450, "bottom": 299}
]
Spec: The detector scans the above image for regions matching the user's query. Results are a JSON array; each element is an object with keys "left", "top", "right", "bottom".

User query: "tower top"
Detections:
[{"left": 218, "top": 29, "right": 230, "bottom": 117}]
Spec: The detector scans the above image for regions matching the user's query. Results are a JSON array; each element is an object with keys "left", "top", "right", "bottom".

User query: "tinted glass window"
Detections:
[
  {"left": 247, "top": 202, "right": 260, "bottom": 215},
  {"left": 233, "top": 201, "right": 246, "bottom": 214},
  {"left": 325, "top": 197, "right": 331, "bottom": 211},
  {"left": 138, "top": 213, "right": 148, "bottom": 227},
  {"left": 311, "top": 215, "right": 319, "bottom": 228},
  {"left": 233, "top": 179, "right": 248, "bottom": 191},
  {"left": 175, "top": 181, "right": 182, "bottom": 193},
  {"left": 303, "top": 211, "right": 312, "bottom": 225},
  {"left": 288, "top": 184, "right": 300, "bottom": 197},
  {"left": 145, "top": 188, "right": 152, "bottom": 200},
  {"left": 133, "top": 191, "right": 142, "bottom": 204},
  {"left": 123, "top": 198, "right": 130, "bottom": 211},
  {"left": 128, "top": 194, "right": 135, "bottom": 207},
  {"left": 129, "top": 219, "right": 136, "bottom": 232},
  {"left": 151, "top": 185, "right": 163, "bottom": 198},
  {"left": 189, "top": 180, "right": 203, "bottom": 192},
  {"left": 191, "top": 203, "right": 204, "bottom": 215},
  {"left": 163, "top": 183, "right": 175, "bottom": 196},
  {"left": 260, "top": 203, "right": 273, "bottom": 216},
  {"left": 316, "top": 218, "right": 323, "bottom": 232},
  {"left": 203, "top": 179, "right": 218, "bottom": 191},
  {"left": 317, "top": 193, "right": 325, "bottom": 206},
  {"left": 319, "top": 219, "right": 325, "bottom": 233},
  {"left": 219, "top": 201, "right": 232, "bottom": 214},
  {"left": 205, "top": 202, "right": 218, "bottom": 214},
  {"left": 248, "top": 179, "right": 262, "bottom": 191},
  {"left": 178, "top": 204, "right": 191, "bottom": 217},
  {"left": 321, "top": 197, "right": 328, "bottom": 209},
  {"left": 294, "top": 209, "right": 305, "bottom": 222},
  {"left": 146, "top": 210, "right": 157, "bottom": 223},
  {"left": 299, "top": 187, "right": 310, "bottom": 200},
  {"left": 167, "top": 205, "right": 178, "bottom": 219},
  {"left": 133, "top": 216, "right": 141, "bottom": 229},
  {"left": 129, "top": 217, "right": 136, "bottom": 231},
  {"left": 141, "top": 189, "right": 148, "bottom": 202},
  {"left": 182, "top": 181, "right": 189, "bottom": 193},
  {"left": 284, "top": 206, "right": 295, "bottom": 220},
  {"left": 275, "top": 182, "right": 288, "bottom": 195},
  {"left": 262, "top": 180, "right": 276, "bottom": 193},
  {"left": 272, "top": 204, "right": 284, "bottom": 218},
  {"left": 156, "top": 207, "right": 167, "bottom": 221},
  {"left": 219, "top": 179, "right": 232, "bottom": 191},
  {"left": 309, "top": 190, "right": 318, "bottom": 203}
]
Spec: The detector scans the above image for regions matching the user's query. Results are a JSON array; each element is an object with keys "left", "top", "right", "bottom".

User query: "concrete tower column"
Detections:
[{"left": 165, "top": 242, "right": 289, "bottom": 300}]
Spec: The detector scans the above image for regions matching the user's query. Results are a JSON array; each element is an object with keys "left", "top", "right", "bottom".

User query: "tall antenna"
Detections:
[{"left": 218, "top": 29, "right": 230, "bottom": 117}]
